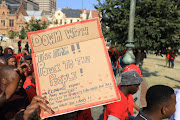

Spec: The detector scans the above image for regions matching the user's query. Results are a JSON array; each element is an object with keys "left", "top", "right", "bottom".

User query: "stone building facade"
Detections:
[
  {"left": 0, "top": 1, "right": 48, "bottom": 37},
  {"left": 32, "top": 0, "right": 56, "bottom": 14},
  {"left": 49, "top": 8, "right": 99, "bottom": 28}
]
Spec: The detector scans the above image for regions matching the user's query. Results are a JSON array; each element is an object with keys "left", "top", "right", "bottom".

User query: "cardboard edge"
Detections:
[
  {"left": 31, "top": 53, "right": 44, "bottom": 117},
  {"left": 100, "top": 37, "right": 121, "bottom": 100},
  {"left": 27, "top": 18, "right": 99, "bottom": 37}
]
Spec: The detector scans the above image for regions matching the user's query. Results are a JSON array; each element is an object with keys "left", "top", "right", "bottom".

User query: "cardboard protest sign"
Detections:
[{"left": 27, "top": 18, "right": 120, "bottom": 119}]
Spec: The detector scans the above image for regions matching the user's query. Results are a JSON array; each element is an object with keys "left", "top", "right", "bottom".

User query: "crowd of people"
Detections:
[{"left": 0, "top": 42, "right": 179, "bottom": 120}]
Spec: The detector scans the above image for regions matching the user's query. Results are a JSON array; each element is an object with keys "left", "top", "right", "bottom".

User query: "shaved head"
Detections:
[
  {"left": 0, "top": 57, "right": 7, "bottom": 68},
  {"left": 0, "top": 65, "right": 19, "bottom": 86}
]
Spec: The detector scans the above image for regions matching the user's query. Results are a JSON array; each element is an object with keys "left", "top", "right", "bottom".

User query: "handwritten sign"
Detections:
[{"left": 27, "top": 18, "right": 120, "bottom": 119}]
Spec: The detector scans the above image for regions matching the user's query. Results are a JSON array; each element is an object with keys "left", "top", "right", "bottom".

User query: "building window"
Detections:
[
  {"left": 70, "top": 19, "right": 73, "bottom": 23},
  {"left": 60, "top": 20, "right": 62, "bottom": 24},
  {"left": 2, "top": 12, "right": 5, "bottom": 16},
  {"left": 9, "top": 19, "right": 14, "bottom": 27},
  {"left": 12, "top": 8, "right": 16, "bottom": 12},
  {"left": 64, "top": 20, "right": 67, "bottom": 24},
  {"left": 56, "top": 19, "right": 58, "bottom": 24},
  {"left": 58, "top": 13, "right": 60, "bottom": 16},
  {"left": 19, "top": 26, "right": 21, "bottom": 30},
  {"left": 1, "top": 20, "right": 5, "bottom": 26},
  {"left": 77, "top": 20, "right": 79, "bottom": 22}
]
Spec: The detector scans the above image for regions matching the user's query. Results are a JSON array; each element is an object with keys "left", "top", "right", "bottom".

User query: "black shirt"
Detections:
[
  {"left": 135, "top": 108, "right": 152, "bottom": 120},
  {"left": 0, "top": 88, "right": 29, "bottom": 120}
]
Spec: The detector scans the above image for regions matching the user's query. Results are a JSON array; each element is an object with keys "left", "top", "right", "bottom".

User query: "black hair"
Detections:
[{"left": 146, "top": 85, "right": 174, "bottom": 109}]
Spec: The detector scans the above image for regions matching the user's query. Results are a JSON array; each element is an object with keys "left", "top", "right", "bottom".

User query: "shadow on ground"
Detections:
[
  {"left": 142, "top": 68, "right": 159, "bottom": 77},
  {"left": 164, "top": 76, "right": 180, "bottom": 89},
  {"left": 173, "top": 85, "right": 180, "bottom": 89},
  {"left": 156, "top": 64, "right": 168, "bottom": 67}
]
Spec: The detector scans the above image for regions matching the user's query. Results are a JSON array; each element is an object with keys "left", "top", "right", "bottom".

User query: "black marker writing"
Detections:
[
  {"left": 75, "top": 56, "right": 90, "bottom": 65},
  {"left": 32, "top": 30, "right": 63, "bottom": 47},
  {"left": 65, "top": 27, "right": 89, "bottom": 39},
  {"left": 35, "top": 52, "right": 51, "bottom": 63},
  {"left": 63, "top": 60, "right": 74, "bottom": 69},
  {"left": 37, "top": 62, "right": 61, "bottom": 77}
]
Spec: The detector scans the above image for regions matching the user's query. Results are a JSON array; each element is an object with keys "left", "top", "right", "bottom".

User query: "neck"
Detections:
[
  {"left": 119, "top": 86, "right": 128, "bottom": 96},
  {"left": 143, "top": 107, "right": 162, "bottom": 120}
]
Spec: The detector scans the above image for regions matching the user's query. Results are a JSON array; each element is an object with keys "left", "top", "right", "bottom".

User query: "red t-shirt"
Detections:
[
  {"left": 24, "top": 64, "right": 34, "bottom": 77},
  {"left": 17, "top": 53, "right": 25, "bottom": 58},
  {"left": 13, "top": 54, "right": 19, "bottom": 62},
  {"left": 104, "top": 88, "right": 129, "bottom": 120},
  {"left": 25, "top": 84, "right": 36, "bottom": 102},
  {"left": 23, "top": 77, "right": 37, "bottom": 102},
  {"left": 166, "top": 53, "right": 170, "bottom": 59},
  {"left": 170, "top": 54, "right": 175, "bottom": 60},
  {"left": 127, "top": 94, "right": 134, "bottom": 116}
]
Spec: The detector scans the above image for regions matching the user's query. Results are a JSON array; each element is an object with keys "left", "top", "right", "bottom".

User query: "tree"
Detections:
[
  {"left": 19, "top": 27, "right": 26, "bottom": 39},
  {"left": 25, "top": 20, "right": 49, "bottom": 32},
  {"left": 95, "top": 0, "right": 180, "bottom": 50},
  {"left": 8, "top": 31, "right": 19, "bottom": 39},
  {"left": 42, "top": 21, "right": 48, "bottom": 29}
]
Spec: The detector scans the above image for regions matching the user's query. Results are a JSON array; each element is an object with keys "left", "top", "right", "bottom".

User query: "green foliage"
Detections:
[
  {"left": 95, "top": 0, "right": 180, "bottom": 50},
  {"left": 42, "top": 21, "right": 48, "bottom": 29},
  {"left": 54, "top": 20, "right": 58, "bottom": 25},
  {"left": 19, "top": 27, "right": 26, "bottom": 39},
  {"left": 8, "top": 31, "right": 19, "bottom": 39},
  {"left": 25, "top": 20, "right": 49, "bottom": 32}
]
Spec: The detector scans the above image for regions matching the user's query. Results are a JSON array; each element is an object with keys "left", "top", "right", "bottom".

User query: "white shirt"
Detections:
[{"left": 169, "top": 89, "right": 180, "bottom": 120}]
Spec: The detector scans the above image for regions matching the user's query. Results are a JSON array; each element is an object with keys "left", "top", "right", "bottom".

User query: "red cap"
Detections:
[
  {"left": 123, "top": 64, "right": 142, "bottom": 77},
  {"left": 20, "top": 39, "right": 22, "bottom": 41}
]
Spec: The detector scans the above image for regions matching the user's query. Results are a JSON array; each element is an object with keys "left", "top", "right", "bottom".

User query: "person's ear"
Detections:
[
  {"left": 161, "top": 106, "right": 168, "bottom": 116},
  {"left": 1, "top": 78, "right": 7, "bottom": 85}
]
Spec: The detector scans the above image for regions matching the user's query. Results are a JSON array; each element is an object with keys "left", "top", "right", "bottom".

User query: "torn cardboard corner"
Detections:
[{"left": 27, "top": 18, "right": 120, "bottom": 119}]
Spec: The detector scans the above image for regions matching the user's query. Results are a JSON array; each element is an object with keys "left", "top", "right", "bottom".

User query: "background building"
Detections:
[
  {"left": 32, "top": 0, "right": 56, "bottom": 14},
  {"left": 0, "top": 1, "right": 48, "bottom": 37},
  {"left": 0, "top": 0, "right": 39, "bottom": 11},
  {"left": 49, "top": 8, "right": 99, "bottom": 28}
]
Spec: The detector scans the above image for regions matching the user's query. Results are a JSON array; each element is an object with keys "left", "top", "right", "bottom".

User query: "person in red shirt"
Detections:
[
  {"left": 17, "top": 49, "right": 29, "bottom": 62},
  {"left": 18, "top": 39, "right": 22, "bottom": 53},
  {"left": 23, "top": 72, "right": 37, "bottom": 102},
  {"left": 104, "top": 70, "right": 143, "bottom": 120},
  {"left": 5, "top": 54, "right": 17, "bottom": 66},
  {"left": 166, "top": 50, "right": 170, "bottom": 67},
  {"left": 169, "top": 50, "right": 176, "bottom": 68}
]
